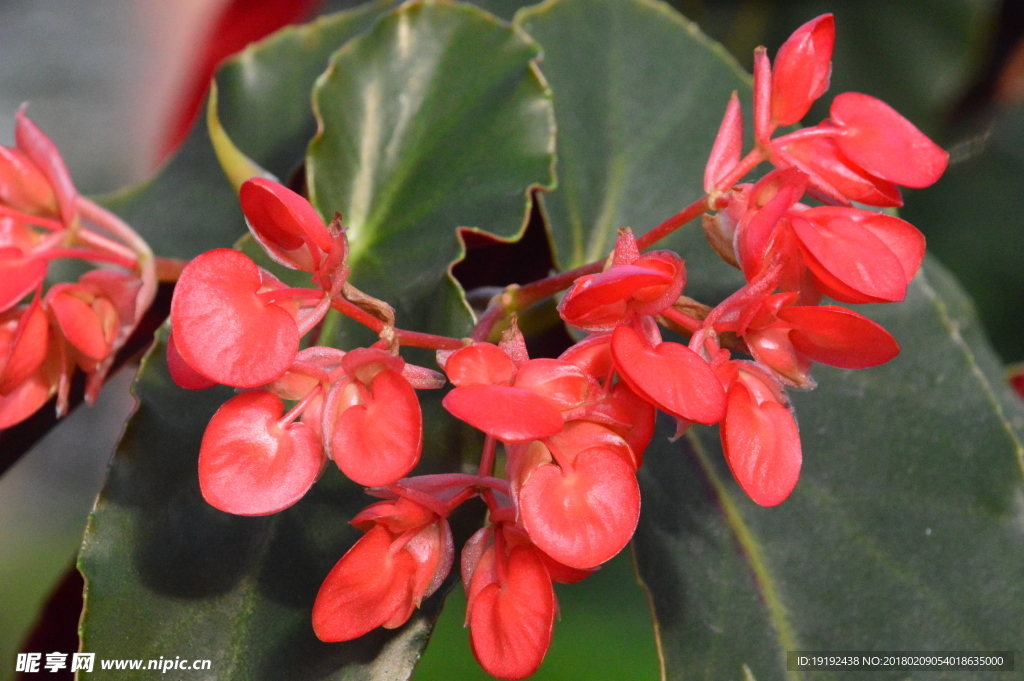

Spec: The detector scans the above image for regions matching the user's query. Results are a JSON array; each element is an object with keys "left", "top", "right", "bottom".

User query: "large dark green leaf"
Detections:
[
  {"left": 515, "top": 0, "right": 1024, "bottom": 678},
  {"left": 99, "top": 0, "right": 399, "bottom": 258},
  {"left": 636, "top": 259, "right": 1024, "bottom": 680},
  {"left": 307, "top": 0, "right": 556, "bottom": 338},
  {"left": 903, "top": 103, "right": 1024, "bottom": 363}
]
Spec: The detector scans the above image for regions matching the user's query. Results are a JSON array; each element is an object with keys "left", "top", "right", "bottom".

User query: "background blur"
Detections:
[{"left": 1, "top": 1, "right": 1021, "bottom": 679}]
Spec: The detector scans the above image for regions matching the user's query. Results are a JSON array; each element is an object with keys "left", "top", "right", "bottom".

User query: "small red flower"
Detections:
[
  {"left": 198, "top": 390, "right": 325, "bottom": 515},
  {"left": 170, "top": 248, "right": 303, "bottom": 388},
  {"left": 313, "top": 496, "right": 453, "bottom": 642},
  {"left": 716, "top": 360, "right": 802, "bottom": 507}
]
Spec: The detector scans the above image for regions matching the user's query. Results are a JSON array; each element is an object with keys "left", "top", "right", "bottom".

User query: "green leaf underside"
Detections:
[
  {"left": 97, "top": 0, "right": 399, "bottom": 259},
  {"left": 513, "top": 0, "right": 1024, "bottom": 679},
  {"left": 307, "top": 0, "right": 555, "bottom": 339}
]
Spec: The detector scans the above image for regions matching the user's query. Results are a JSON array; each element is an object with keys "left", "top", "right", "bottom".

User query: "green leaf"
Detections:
[
  {"left": 635, "top": 259, "right": 1024, "bottom": 679},
  {"left": 98, "top": 0, "right": 400, "bottom": 259},
  {"left": 902, "top": 103, "right": 1024, "bottom": 363},
  {"left": 515, "top": 0, "right": 1024, "bottom": 678},
  {"left": 307, "top": 0, "right": 556, "bottom": 338},
  {"left": 516, "top": 0, "right": 749, "bottom": 297}
]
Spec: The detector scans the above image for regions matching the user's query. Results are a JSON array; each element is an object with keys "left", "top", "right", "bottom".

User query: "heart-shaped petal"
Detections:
[
  {"left": 610, "top": 324, "right": 725, "bottom": 424},
  {"left": 468, "top": 544, "right": 555, "bottom": 681},
  {"left": 721, "top": 382, "right": 802, "bottom": 507},
  {"left": 443, "top": 384, "right": 564, "bottom": 443},
  {"left": 519, "top": 446, "right": 640, "bottom": 569},
  {"left": 198, "top": 391, "right": 324, "bottom": 515},
  {"left": 170, "top": 248, "right": 299, "bottom": 388},
  {"left": 329, "top": 368, "right": 422, "bottom": 487},
  {"left": 313, "top": 524, "right": 418, "bottom": 642}
]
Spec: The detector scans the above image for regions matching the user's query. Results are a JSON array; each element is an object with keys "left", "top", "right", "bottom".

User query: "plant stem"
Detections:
[{"left": 329, "top": 297, "right": 464, "bottom": 350}]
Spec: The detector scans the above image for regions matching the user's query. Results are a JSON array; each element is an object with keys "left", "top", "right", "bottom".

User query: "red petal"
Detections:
[
  {"left": 170, "top": 249, "right": 299, "bottom": 387},
  {"left": 559, "top": 267, "right": 671, "bottom": 330},
  {"left": 313, "top": 525, "right": 418, "bottom": 642},
  {"left": 831, "top": 93, "right": 948, "bottom": 188},
  {"left": 0, "top": 247, "right": 47, "bottom": 314},
  {"left": 198, "top": 391, "right": 324, "bottom": 515},
  {"left": 239, "top": 178, "right": 332, "bottom": 271},
  {"left": 519, "top": 447, "right": 639, "bottom": 569},
  {"left": 0, "top": 146, "right": 58, "bottom": 216},
  {"left": 771, "top": 14, "right": 834, "bottom": 126},
  {"left": 721, "top": 383, "right": 801, "bottom": 507},
  {"left": 166, "top": 331, "right": 216, "bottom": 390},
  {"left": 330, "top": 369, "right": 422, "bottom": 487},
  {"left": 513, "top": 359, "right": 594, "bottom": 411},
  {"left": 705, "top": 92, "right": 743, "bottom": 191},
  {"left": 468, "top": 545, "right": 555, "bottom": 680},
  {"left": 778, "top": 134, "right": 903, "bottom": 207},
  {"left": 443, "top": 384, "right": 564, "bottom": 443},
  {"left": 610, "top": 324, "right": 725, "bottom": 424},
  {"left": 47, "top": 289, "right": 112, "bottom": 360},
  {"left": 791, "top": 213, "right": 907, "bottom": 303},
  {"left": 0, "top": 301, "right": 48, "bottom": 393},
  {"left": 0, "top": 362, "right": 55, "bottom": 429},
  {"left": 779, "top": 305, "right": 900, "bottom": 369},
  {"left": 15, "top": 109, "right": 77, "bottom": 224},
  {"left": 444, "top": 343, "right": 515, "bottom": 387},
  {"left": 859, "top": 213, "right": 925, "bottom": 284}
]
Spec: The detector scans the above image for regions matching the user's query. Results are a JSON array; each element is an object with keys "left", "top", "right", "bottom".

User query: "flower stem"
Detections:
[{"left": 329, "top": 297, "right": 464, "bottom": 350}]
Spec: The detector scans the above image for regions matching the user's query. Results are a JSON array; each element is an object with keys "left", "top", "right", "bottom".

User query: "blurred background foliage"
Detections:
[{"left": 0, "top": 1, "right": 1021, "bottom": 680}]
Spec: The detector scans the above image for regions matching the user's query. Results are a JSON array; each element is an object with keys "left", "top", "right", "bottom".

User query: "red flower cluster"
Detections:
[
  {"left": 170, "top": 14, "right": 948, "bottom": 680},
  {"left": 0, "top": 110, "right": 156, "bottom": 428},
  {"left": 168, "top": 178, "right": 448, "bottom": 514}
]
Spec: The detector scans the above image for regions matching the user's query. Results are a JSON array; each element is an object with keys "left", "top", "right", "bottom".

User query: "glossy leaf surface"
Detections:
[{"left": 307, "top": 0, "right": 555, "bottom": 338}]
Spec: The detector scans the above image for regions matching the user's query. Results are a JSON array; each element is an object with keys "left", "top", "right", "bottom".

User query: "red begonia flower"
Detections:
[
  {"left": 774, "top": 131, "right": 903, "bottom": 207},
  {"left": 323, "top": 348, "right": 423, "bottom": 487},
  {"left": 198, "top": 391, "right": 325, "bottom": 515},
  {"left": 239, "top": 178, "right": 334, "bottom": 273},
  {"left": 792, "top": 207, "right": 924, "bottom": 304},
  {"left": 510, "top": 422, "right": 640, "bottom": 569},
  {"left": 46, "top": 283, "right": 120, "bottom": 363},
  {"left": 830, "top": 93, "right": 948, "bottom": 189},
  {"left": 558, "top": 231, "right": 686, "bottom": 332},
  {"left": 717, "top": 362, "right": 801, "bottom": 507},
  {"left": 442, "top": 342, "right": 565, "bottom": 443},
  {"left": 463, "top": 525, "right": 555, "bottom": 680},
  {"left": 610, "top": 324, "right": 726, "bottom": 425},
  {"left": 0, "top": 297, "right": 48, "bottom": 394},
  {"left": 170, "top": 248, "right": 301, "bottom": 388},
  {"left": 770, "top": 14, "right": 834, "bottom": 127},
  {"left": 779, "top": 305, "right": 900, "bottom": 369},
  {"left": 0, "top": 232, "right": 48, "bottom": 314},
  {"left": 314, "top": 498, "right": 452, "bottom": 641}
]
